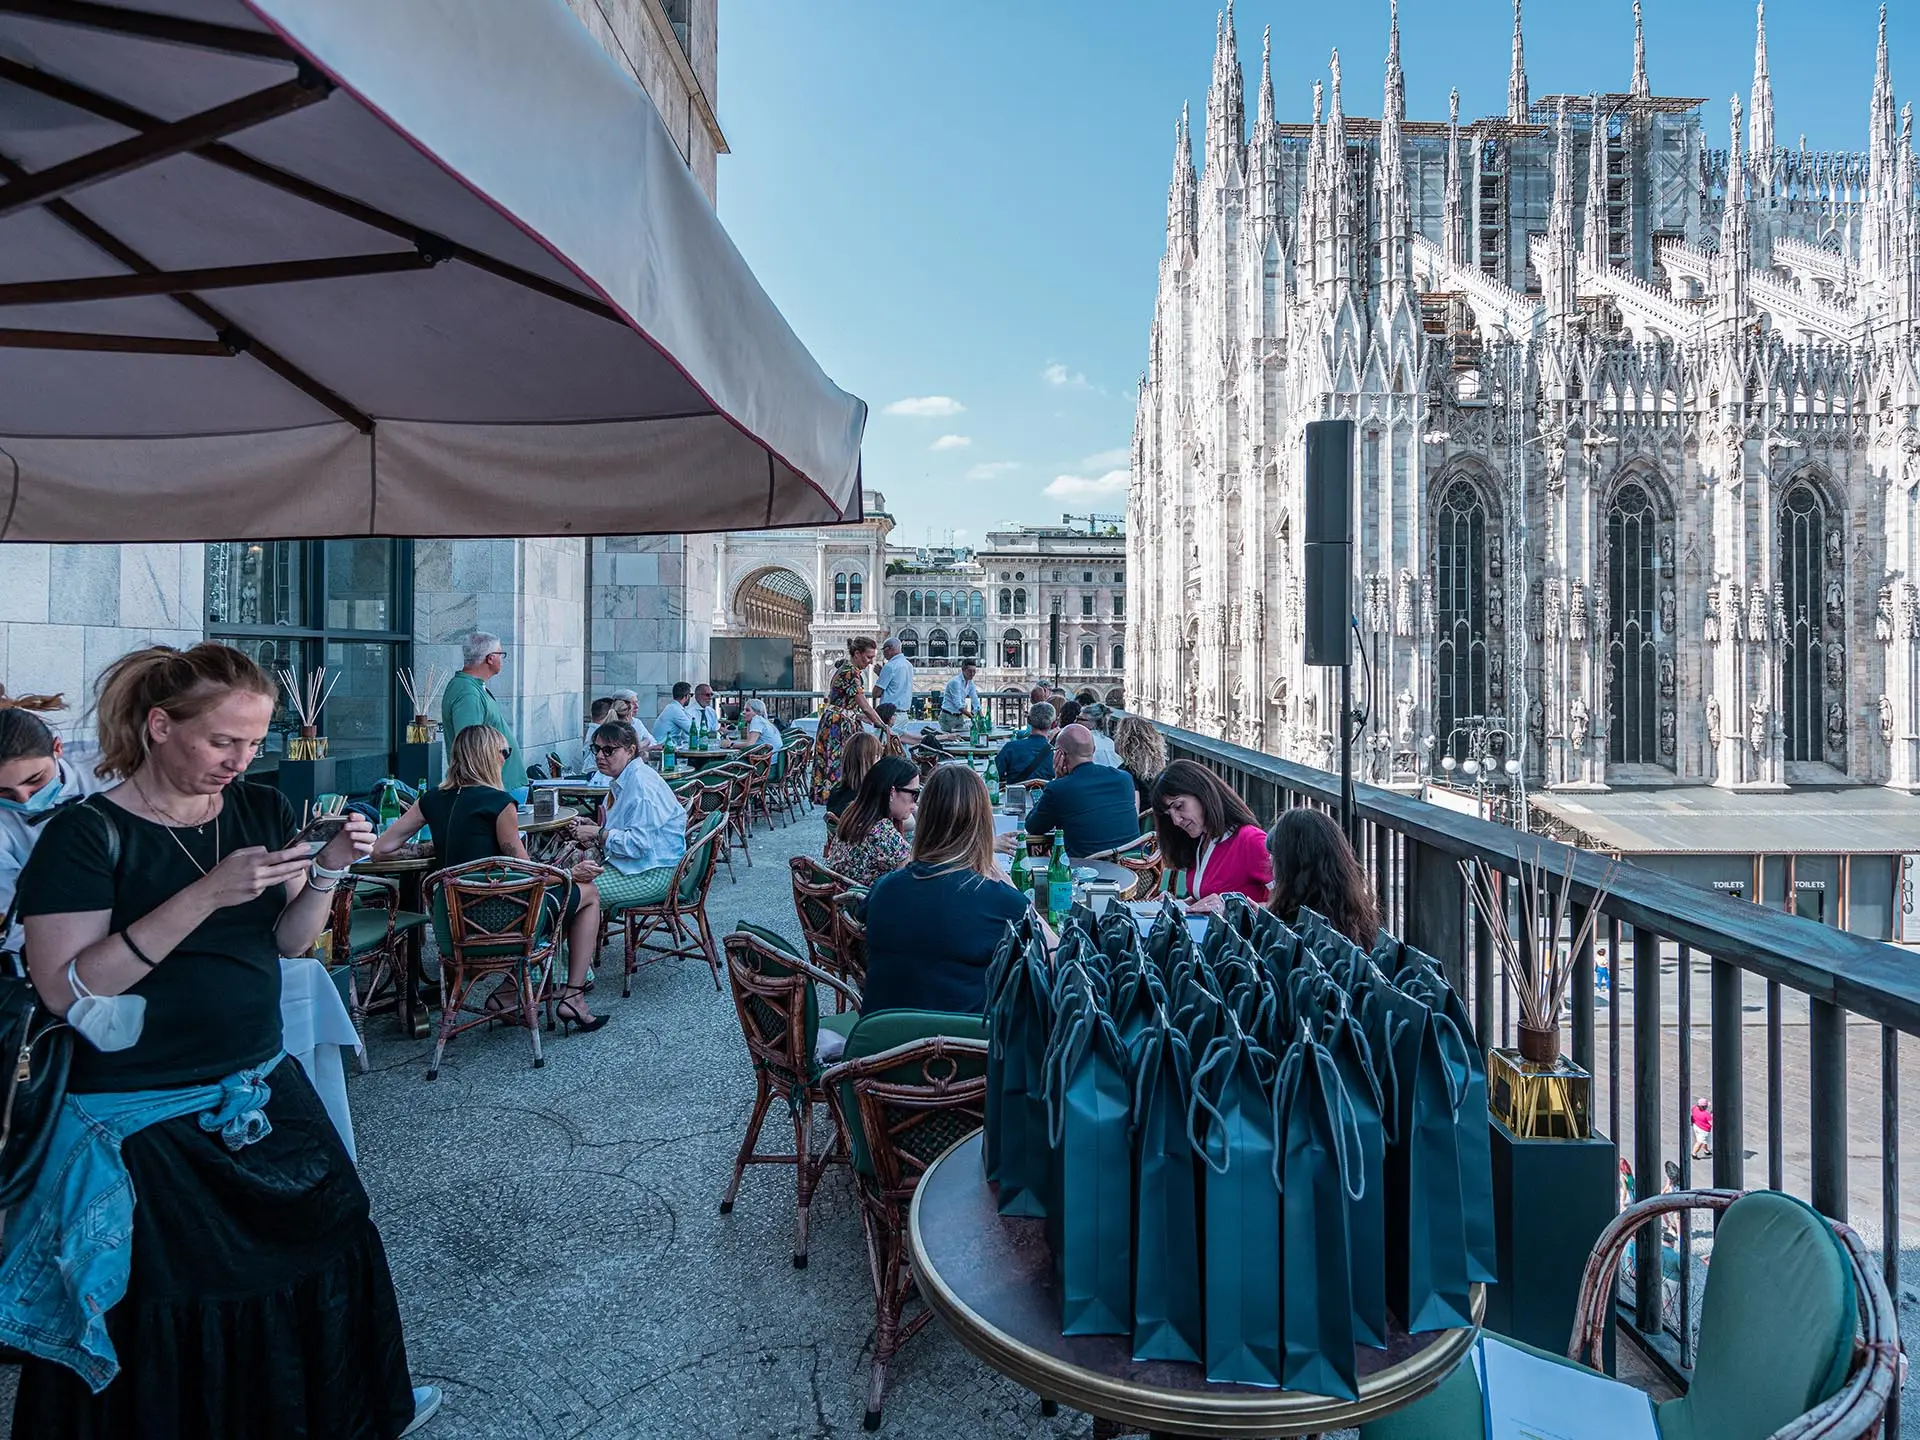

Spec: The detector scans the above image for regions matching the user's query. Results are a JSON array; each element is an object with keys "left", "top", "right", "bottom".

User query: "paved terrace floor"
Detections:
[{"left": 3, "top": 803, "right": 1835, "bottom": 1438}]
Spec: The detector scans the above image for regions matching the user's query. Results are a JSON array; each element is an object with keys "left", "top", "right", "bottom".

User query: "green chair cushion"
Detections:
[
  {"left": 734, "top": 922, "right": 799, "bottom": 957},
  {"left": 1657, "top": 1190, "right": 1856, "bottom": 1440},
  {"left": 819, "top": 1010, "right": 859, "bottom": 1042},
  {"left": 342, "top": 910, "right": 396, "bottom": 957},
  {"left": 391, "top": 909, "right": 431, "bottom": 933},
  {"left": 837, "top": 1009, "right": 988, "bottom": 1177}
]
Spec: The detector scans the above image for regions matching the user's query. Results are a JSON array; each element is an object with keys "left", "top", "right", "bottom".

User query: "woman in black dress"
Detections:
[{"left": 8, "top": 643, "right": 435, "bottom": 1438}]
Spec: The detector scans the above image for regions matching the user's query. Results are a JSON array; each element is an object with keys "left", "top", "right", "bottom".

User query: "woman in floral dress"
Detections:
[{"left": 809, "top": 637, "right": 884, "bottom": 805}]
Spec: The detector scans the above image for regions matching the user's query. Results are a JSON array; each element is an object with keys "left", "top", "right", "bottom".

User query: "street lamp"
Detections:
[{"left": 1427, "top": 714, "right": 1529, "bottom": 831}]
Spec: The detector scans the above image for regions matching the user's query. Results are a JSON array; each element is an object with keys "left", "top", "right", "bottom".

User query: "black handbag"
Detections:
[{"left": 0, "top": 795, "right": 120, "bottom": 1208}]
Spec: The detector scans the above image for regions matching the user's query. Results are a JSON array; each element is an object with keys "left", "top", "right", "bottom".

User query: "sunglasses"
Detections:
[
  {"left": 590, "top": 743, "right": 625, "bottom": 757},
  {"left": 895, "top": 785, "right": 922, "bottom": 800},
  {"left": 499, "top": 748, "right": 513, "bottom": 761}
]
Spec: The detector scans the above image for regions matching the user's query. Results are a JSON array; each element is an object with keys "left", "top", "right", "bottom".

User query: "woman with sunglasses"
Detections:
[
  {"left": 373, "top": 725, "right": 607, "bottom": 1032},
  {"left": 860, "top": 764, "right": 1027, "bottom": 1016},
  {"left": 824, "top": 755, "right": 918, "bottom": 887},
  {"left": 567, "top": 719, "right": 687, "bottom": 931}
]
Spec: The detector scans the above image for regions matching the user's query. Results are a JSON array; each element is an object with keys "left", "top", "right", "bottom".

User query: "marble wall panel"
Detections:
[{"left": 0, "top": 545, "right": 50, "bottom": 623}]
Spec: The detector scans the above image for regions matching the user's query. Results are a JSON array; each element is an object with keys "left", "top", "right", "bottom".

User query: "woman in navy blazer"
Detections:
[{"left": 860, "top": 764, "right": 1028, "bottom": 1016}]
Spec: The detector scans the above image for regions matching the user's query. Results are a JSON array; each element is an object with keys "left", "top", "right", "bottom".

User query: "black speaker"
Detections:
[
  {"left": 1303, "top": 542, "right": 1351, "bottom": 666},
  {"left": 1303, "top": 418, "right": 1353, "bottom": 667},
  {"left": 1304, "top": 417, "right": 1354, "bottom": 544}
]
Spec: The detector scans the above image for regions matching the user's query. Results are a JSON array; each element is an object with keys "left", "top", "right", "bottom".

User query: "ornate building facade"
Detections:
[{"left": 1130, "top": 2, "right": 1920, "bottom": 793}]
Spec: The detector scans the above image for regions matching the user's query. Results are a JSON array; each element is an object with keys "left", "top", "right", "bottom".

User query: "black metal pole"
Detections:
[{"left": 1340, "top": 659, "right": 1355, "bottom": 845}]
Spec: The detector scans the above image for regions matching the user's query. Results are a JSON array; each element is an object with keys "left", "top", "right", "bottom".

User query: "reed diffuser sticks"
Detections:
[
  {"left": 277, "top": 665, "right": 339, "bottom": 760},
  {"left": 1459, "top": 847, "right": 1617, "bottom": 1062},
  {"left": 397, "top": 664, "right": 443, "bottom": 743}
]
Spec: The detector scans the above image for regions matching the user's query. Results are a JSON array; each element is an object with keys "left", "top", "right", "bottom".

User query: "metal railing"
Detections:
[{"left": 1154, "top": 721, "right": 1914, "bottom": 1424}]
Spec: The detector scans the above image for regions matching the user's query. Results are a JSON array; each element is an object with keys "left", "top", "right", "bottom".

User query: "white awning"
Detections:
[{"left": 0, "top": 0, "right": 866, "bottom": 540}]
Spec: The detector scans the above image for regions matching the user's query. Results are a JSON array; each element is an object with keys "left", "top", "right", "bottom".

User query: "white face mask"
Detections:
[{"left": 65, "top": 961, "right": 146, "bottom": 1052}]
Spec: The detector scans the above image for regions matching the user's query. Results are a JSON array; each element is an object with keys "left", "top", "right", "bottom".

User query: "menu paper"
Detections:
[{"left": 1475, "top": 1335, "right": 1660, "bottom": 1440}]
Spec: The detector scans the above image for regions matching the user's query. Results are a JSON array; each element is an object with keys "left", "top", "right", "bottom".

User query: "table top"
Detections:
[
  {"left": 908, "top": 1132, "right": 1482, "bottom": 1438},
  {"left": 352, "top": 812, "right": 574, "bottom": 873}
]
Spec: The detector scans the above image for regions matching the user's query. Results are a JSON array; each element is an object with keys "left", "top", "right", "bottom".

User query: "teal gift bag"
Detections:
[
  {"left": 1189, "top": 1018, "right": 1283, "bottom": 1387},
  {"left": 1317, "top": 997, "right": 1389, "bottom": 1351},
  {"left": 985, "top": 922, "right": 1055, "bottom": 1217},
  {"left": 1043, "top": 970, "right": 1134, "bottom": 1336},
  {"left": 1130, "top": 1014, "right": 1204, "bottom": 1364},
  {"left": 1273, "top": 1027, "right": 1366, "bottom": 1401},
  {"left": 1396, "top": 957, "right": 1498, "bottom": 1285}
]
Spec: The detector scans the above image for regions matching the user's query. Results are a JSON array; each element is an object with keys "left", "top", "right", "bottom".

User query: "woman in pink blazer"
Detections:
[{"left": 1149, "top": 760, "right": 1273, "bottom": 909}]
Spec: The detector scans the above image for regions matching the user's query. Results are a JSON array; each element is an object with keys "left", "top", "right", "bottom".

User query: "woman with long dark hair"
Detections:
[
  {"left": 0, "top": 696, "right": 115, "bottom": 952},
  {"left": 1265, "top": 806, "right": 1380, "bottom": 947},
  {"left": 5, "top": 643, "right": 434, "bottom": 1437},
  {"left": 822, "top": 731, "right": 883, "bottom": 828},
  {"left": 1148, "top": 759, "right": 1272, "bottom": 911},
  {"left": 824, "top": 755, "right": 918, "bottom": 886}
]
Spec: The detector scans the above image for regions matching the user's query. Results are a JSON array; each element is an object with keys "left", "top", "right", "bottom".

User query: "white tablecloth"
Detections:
[{"left": 279, "top": 956, "right": 362, "bottom": 1162}]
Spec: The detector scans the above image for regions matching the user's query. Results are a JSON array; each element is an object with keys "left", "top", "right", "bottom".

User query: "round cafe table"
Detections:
[{"left": 908, "top": 1132, "right": 1483, "bottom": 1439}]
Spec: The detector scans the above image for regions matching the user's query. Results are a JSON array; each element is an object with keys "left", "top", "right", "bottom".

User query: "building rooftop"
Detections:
[{"left": 1530, "top": 786, "right": 1920, "bottom": 855}]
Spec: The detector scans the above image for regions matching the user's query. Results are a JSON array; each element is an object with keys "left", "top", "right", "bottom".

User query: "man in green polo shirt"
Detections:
[{"left": 441, "top": 630, "right": 530, "bottom": 798}]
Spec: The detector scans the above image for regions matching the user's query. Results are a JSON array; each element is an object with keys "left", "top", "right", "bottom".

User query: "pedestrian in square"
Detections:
[{"left": 1691, "top": 1096, "right": 1713, "bottom": 1159}]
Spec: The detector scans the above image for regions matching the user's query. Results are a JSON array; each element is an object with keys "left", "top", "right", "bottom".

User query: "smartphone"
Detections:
[{"left": 290, "top": 814, "right": 350, "bottom": 855}]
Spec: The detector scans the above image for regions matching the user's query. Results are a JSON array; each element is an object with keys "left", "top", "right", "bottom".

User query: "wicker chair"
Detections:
[
  {"left": 789, "top": 854, "right": 863, "bottom": 1008},
  {"left": 607, "top": 809, "right": 729, "bottom": 993},
  {"left": 1108, "top": 832, "right": 1163, "bottom": 901},
  {"left": 822, "top": 1017, "right": 989, "bottom": 1432},
  {"left": 706, "top": 761, "right": 755, "bottom": 874},
  {"left": 832, "top": 893, "right": 868, "bottom": 999},
  {"left": 326, "top": 874, "right": 429, "bottom": 1072},
  {"left": 781, "top": 734, "right": 815, "bottom": 814},
  {"left": 421, "top": 859, "right": 573, "bottom": 1081},
  {"left": 719, "top": 928, "right": 862, "bottom": 1267},
  {"left": 1360, "top": 1187, "right": 1903, "bottom": 1440},
  {"left": 742, "top": 743, "right": 787, "bottom": 830}
]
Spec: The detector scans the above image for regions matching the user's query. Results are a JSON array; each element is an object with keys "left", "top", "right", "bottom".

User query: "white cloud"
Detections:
[
  {"left": 1044, "top": 469, "right": 1129, "bottom": 500},
  {"left": 1080, "top": 446, "right": 1130, "bottom": 470},
  {"left": 1042, "top": 362, "right": 1089, "bottom": 389},
  {"left": 930, "top": 434, "right": 972, "bottom": 451},
  {"left": 954, "top": 529, "right": 970, "bottom": 542},
  {"left": 882, "top": 395, "right": 965, "bottom": 418},
  {"left": 965, "top": 460, "right": 1020, "bottom": 481}
]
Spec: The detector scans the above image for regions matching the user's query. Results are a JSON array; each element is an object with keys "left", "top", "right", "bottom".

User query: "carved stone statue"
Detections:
[
  {"left": 1659, "top": 533, "right": 1675, "bottom": 570},
  {"left": 1394, "top": 569, "right": 1415, "bottom": 636},
  {"left": 1545, "top": 440, "right": 1567, "bottom": 495},
  {"left": 1703, "top": 589, "right": 1722, "bottom": 645},
  {"left": 1749, "top": 700, "right": 1768, "bottom": 754},
  {"left": 1726, "top": 581, "right": 1744, "bottom": 644},
  {"left": 1903, "top": 583, "right": 1920, "bottom": 641},
  {"left": 1569, "top": 699, "right": 1592, "bottom": 753},
  {"left": 1528, "top": 698, "right": 1545, "bottom": 744},
  {"left": 1487, "top": 587, "right": 1504, "bottom": 632},
  {"left": 1746, "top": 586, "right": 1770, "bottom": 645},
  {"left": 1875, "top": 584, "right": 1895, "bottom": 643},
  {"left": 1545, "top": 581, "right": 1564, "bottom": 642},
  {"left": 1489, "top": 653, "right": 1505, "bottom": 702},
  {"left": 1569, "top": 582, "right": 1590, "bottom": 643},
  {"left": 1825, "top": 700, "right": 1846, "bottom": 755},
  {"left": 1270, "top": 675, "right": 1291, "bottom": 725},
  {"left": 1773, "top": 583, "right": 1791, "bottom": 646},
  {"left": 1660, "top": 708, "right": 1676, "bottom": 756},
  {"left": 1706, "top": 695, "right": 1723, "bottom": 748},
  {"left": 1825, "top": 644, "right": 1845, "bottom": 688},
  {"left": 1364, "top": 576, "right": 1389, "bottom": 633},
  {"left": 1420, "top": 573, "right": 1437, "bottom": 635},
  {"left": 1395, "top": 688, "right": 1416, "bottom": 743},
  {"left": 1825, "top": 528, "right": 1842, "bottom": 569},
  {"left": 1823, "top": 576, "right": 1844, "bottom": 631},
  {"left": 1488, "top": 539, "right": 1504, "bottom": 580},
  {"left": 1659, "top": 653, "right": 1675, "bottom": 697},
  {"left": 1659, "top": 586, "right": 1675, "bottom": 636},
  {"left": 1880, "top": 693, "right": 1896, "bottom": 743},
  {"left": 1527, "top": 580, "right": 1544, "bottom": 643}
]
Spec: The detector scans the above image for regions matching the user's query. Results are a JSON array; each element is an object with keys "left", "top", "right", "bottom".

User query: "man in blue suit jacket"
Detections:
[
  {"left": 1024, "top": 725, "right": 1141, "bottom": 858},
  {"left": 995, "top": 702, "right": 1056, "bottom": 785}
]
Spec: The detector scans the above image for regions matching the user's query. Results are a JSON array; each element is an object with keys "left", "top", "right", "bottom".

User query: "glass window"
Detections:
[
  {"left": 1113, "top": 593, "right": 1125, "bottom": 617},
  {"left": 998, "top": 587, "right": 1012, "bottom": 616},
  {"left": 970, "top": 590, "right": 984, "bottom": 618},
  {"left": 929, "top": 628, "right": 950, "bottom": 661},
  {"left": 958, "top": 628, "right": 980, "bottom": 660},
  {"left": 1083, "top": 571, "right": 1093, "bottom": 583},
  {"left": 1081, "top": 594, "right": 1094, "bottom": 617},
  {"left": 1780, "top": 483, "right": 1832, "bottom": 764},
  {"left": 894, "top": 591, "right": 908, "bottom": 617},
  {"left": 910, "top": 591, "right": 923, "bottom": 617},
  {"left": 1112, "top": 642, "right": 1124, "bottom": 670},
  {"left": 899, "top": 627, "right": 919, "bottom": 659},
  {"left": 939, "top": 590, "right": 954, "bottom": 618},
  {"left": 1014, "top": 588, "right": 1027, "bottom": 616},
  {"left": 834, "top": 573, "right": 848, "bottom": 613},
  {"left": 1434, "top": 479, "right": 1492, "bottom": 766},
  {"left": 324, "top": 540, "right": 396, "bottom": 631},
  {"left": 1080, "top": 643, "right": 1094, "bottom": 670},
  {"left": 1002, "top": 628, "right": 1023, "bottom": 666},
  {"left": 1607, "top": 481, "right": 1663, "bottom": 766},
  {"left": 849, "top": 574, "right": 863, "bottom": 613},
  {"left": 205, "top": 541, "right": 307, "bottom": 628},
  {"left": 1052, "top": 570, "right": 1062, "bottom": 582}
]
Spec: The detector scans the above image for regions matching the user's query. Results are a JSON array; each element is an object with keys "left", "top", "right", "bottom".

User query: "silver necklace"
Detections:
[{"left": 133, "top": 778, "right": 222, "bottom": 877}]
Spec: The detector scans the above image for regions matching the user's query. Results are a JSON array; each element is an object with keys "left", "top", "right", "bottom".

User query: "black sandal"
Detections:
[{"left": 553, "top": 986, "right": 610, "bottom": 1036}]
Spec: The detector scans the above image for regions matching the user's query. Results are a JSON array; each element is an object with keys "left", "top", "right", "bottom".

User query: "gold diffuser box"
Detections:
[{"left": 1487, "top": 1045, "right": 1592, "bottom": 1140}]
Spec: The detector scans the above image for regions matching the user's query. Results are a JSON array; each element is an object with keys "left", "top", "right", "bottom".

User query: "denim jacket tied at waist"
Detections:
[{"left": 0, "top": 1052, "right": 285, "bottom": 1392}]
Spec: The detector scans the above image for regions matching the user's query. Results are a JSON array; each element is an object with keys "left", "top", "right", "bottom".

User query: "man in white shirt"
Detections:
[
  {"left": 691, "top": 683, "right": 722, "bottom": 735},
  {"left": 873, "top": 637, "right": 915, "bottom": 717},
  {"left": 939, "top": 661, "right": 981, "bottom": 732},
  {"left": 654, "top": 682, "right": 699, "bottom": 745}
]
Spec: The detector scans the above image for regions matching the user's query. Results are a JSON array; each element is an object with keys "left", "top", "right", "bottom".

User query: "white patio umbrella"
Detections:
[{"left": 0, "top": 0, "right": 866, "bottom": 541}]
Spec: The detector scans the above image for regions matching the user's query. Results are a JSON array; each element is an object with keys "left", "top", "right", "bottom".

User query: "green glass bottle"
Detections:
[
  {"left": 1046, "top": 833, "right": 1072, "bottom": 926},
  {"left": 662, "top": 734, "right": 677, "bottom": 772},
  {"left": 1009, "top": 843, "right": 1031, "bottom": 902},
  {"left": 376, "top": 779, "right": 401, "bottom": 832}
]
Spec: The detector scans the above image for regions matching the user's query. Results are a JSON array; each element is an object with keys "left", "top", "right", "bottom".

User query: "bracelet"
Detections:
[
  {"left": 120, "top": 930, "right": 158, "bottom": 968},
  {"left": 309, "top": 859, "right": 354, "bottom": 883},
  {"left": 305, "top": 874, "right": 340, "bottom": 894}
]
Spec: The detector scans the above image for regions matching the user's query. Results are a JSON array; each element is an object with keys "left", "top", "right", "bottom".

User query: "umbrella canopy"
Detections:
[{"left": 0, "top": 0, "right": 866, "bottom": 541}]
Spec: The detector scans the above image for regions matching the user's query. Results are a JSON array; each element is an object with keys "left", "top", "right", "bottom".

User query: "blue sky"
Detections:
[{"left": 717, "top": 0, "right": 1896, "bottom": 546}]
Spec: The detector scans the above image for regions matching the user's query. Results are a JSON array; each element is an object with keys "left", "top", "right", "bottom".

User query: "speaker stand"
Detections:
[{"left": 1339, "top": 659, "right": 1356, "bottom": 845}]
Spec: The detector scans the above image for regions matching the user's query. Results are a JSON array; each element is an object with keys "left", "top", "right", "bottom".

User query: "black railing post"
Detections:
[
  {"left": 1883, "top": 1026, "right": 1901, "bottom": 1440},
  {"left": 1632, "top": 925, "right": 1662, "bottom": 1335},
  {"left": 1473, "top": 884, "right": 1496, "bottom": 1053},
  {"left": 1571, "top": 901, "right": 1595, "bottom": 1074},
  {"left": 1404, "top": 839, "right": 1467, "bottom": 997},
  {"left": 1710, "top": 957, "right": 1744, "bottom": 1193},
  {"left": 1808, "top": 997, "right": 1847, "bottom": 1221}
]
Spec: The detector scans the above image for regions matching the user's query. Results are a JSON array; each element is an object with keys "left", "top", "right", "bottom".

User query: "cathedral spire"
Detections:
[
  {"left": 1323, "top": 49, "right": 1356, "bottom": 299},
  {"left": 1257, "top": 24, "right": 1275, "bottom": 132},
  {"left": 1546, "top": 98, "right": 1578, "bottom": 325},
  {"left": 1444, "top": 88, "right": 1465, "bottom": 267},
  {"left": 1205, "top": 2, "right": 1245, "bottom": 180},
  {"left": 1168, "top": 103, "right": 1197, "bottom": 255},
  {"left": 1630, "top": 0, "right": 1650, "bottom": 101},
  {"left": 1377, "top": 1, "right": 1413, "bottom": 313},
  {"left": 1508, "top": 0, "right": 1530, "bottom": 123},
  {"left": 1385, "top": 0, "right": 1405, "bottom": 126},
  {"left": 1867, "top": 4, "right": 1898, "bottom": 278},
  {"left": 1584, "top": 94, "right": 1611, "bottom": 271},
  {"left": 1250, "top": 26, "right": 1282, "bottom": 229},
  {"left": 1750, "top": 2, "right": 1775, "bottom": 169},
  {"left": 1718, "top": 94, "right": 1751, "bottom": 322}
]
